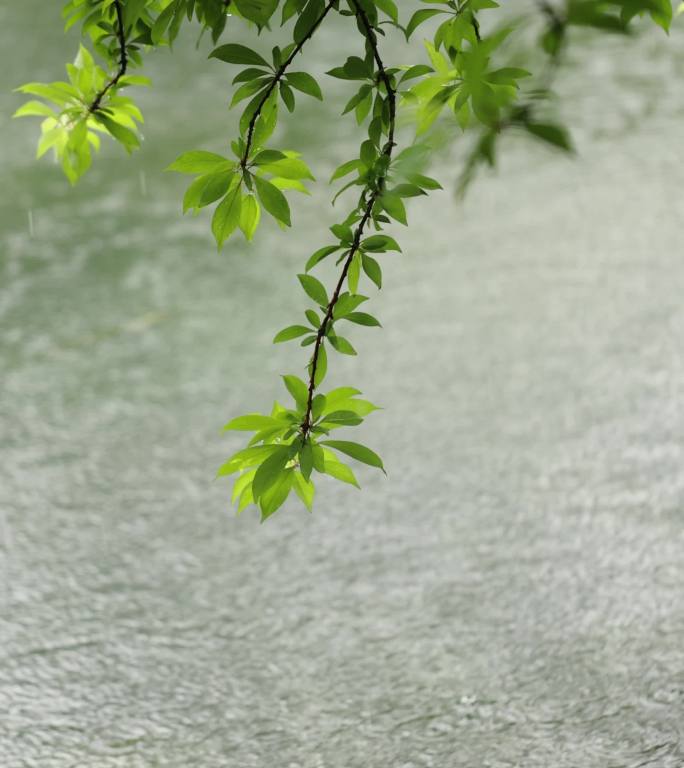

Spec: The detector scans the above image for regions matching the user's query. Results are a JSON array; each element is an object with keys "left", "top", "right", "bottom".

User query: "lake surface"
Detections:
[{"left": 1, "top": 4, "right": 683, "bottom": 767}]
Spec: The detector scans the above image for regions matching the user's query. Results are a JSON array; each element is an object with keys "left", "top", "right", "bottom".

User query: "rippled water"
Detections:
[{"left": 1, "top": 3, "right": 684, "bottom": 766}]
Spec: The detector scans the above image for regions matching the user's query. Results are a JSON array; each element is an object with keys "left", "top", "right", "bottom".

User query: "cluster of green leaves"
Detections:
[
  {"left": 16, "top": 0, "right": 677, "bottom": 520},
  {"left": 565, "top": 0, "right": 673, "bottom": 31},
  {"left": 166, "top": 35, "right": 332, "bottom": 244},
  {"left": 14, "top": 41, "right": 146, "bottom": 183},
  {"left": 214, "top": 0, "right": 403, "bottom": 519},
  {"left": 14, "top": 0, "right": 150, "bottom": 183},
  {"left": 12, "top": 0, "right": 284, "bottom": 183},
  {"left": 219, "top": 381, "right": 383, "bottom": 519},
  {"left": 168, "top": 144, "right": 314, "bottom": 244},
  {"left": 404, "top": 0, "right": 674, "bottom": 189}
]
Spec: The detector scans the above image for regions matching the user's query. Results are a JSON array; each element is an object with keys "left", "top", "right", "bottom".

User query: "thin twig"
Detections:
[
  {"left": 300, "top": 0, "right": 397, "bottom": 437},
  {"left": 88, "top": 0, "right": 127, "bottom": 113},
  {"left": 240, "top": 0, "right": 338, "bottom": 169}
]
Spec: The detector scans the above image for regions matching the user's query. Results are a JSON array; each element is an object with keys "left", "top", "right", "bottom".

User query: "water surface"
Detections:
[{"left": 1, "top": 4, "right": 683, "bottom": 767}]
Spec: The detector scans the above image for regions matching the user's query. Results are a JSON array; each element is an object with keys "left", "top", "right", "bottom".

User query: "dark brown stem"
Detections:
[
  {"left": 88, "top": 0, "right": 127, "bottom": 113},
  {"left": 240, "top": 0, "right": 337, "bottom": 169},
  {"left": 300, "top": 0, "right": 397, "bottom": 438}
]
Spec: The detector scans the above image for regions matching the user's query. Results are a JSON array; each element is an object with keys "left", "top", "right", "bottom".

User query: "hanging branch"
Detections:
[
  {"left": 18, "top": 0, "right": 672, "bottom": 520},
  {"left": 240, "top": 0, "right": 338, "bottom": 168},
  {"left": 88, "top": 0, "right": 128, "bottom": 113},
  {"left": 300, "top": 0, "right": 397, "bottom": 438}
]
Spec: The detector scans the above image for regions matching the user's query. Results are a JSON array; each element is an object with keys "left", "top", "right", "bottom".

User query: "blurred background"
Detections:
[{"left": 1, "top": 2, "right": 684, "bottom": 766}]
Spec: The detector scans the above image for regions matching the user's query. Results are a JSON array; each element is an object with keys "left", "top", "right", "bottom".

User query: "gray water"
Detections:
[{"left": 1, "top": 3, "right": 684, "bottom": 766}]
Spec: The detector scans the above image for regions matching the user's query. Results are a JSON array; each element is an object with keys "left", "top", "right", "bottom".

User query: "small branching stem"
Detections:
[
  {"left": 300, "top": 202, "right": 374, "bottom": 438},
  {"left": 240, "top": 0, "right": 338, "bottom": 170},
  {"left": 88, "top": 0, "right": 127, "bottom": 113},
  {"left": 300, "top": 0, "right": 397, "bottom": 438}
]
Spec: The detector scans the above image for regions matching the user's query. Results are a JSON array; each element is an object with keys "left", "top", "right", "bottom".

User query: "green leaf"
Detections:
[
  {"left": 259, "top": 468, "right": 294, "bottom": 520},
  {"left": 231, "top": 79, "right": 270, "bottom": 107},
  {"left": 94, "top": 114, "right": 139, "bottom": 153},
  {"left": 239, "top": 194, "right": 261, "bottom": 241},
  {"left": 321, "top": 455, "right": 360, "bottom": 488},
  {"left": 167, "top": 151, "right": 231, "bottom": 174},
  {"left": 360, "top": 139, "right": 377, "bottom": 168},
  {"left": 343, "top": 83, "right": 371, "bottom": 115},
  {"left": 269, "top": 177, "right": 310, "bottom": 195},
  {"left": 347, "top": 252, "right": 361, "bottom": 294},
  {"left": 237, "top": 482, "right": 255, "bottom": 513},
  {"left": 279, "top": 81, "right": 296, "bottom": 111},
  {"left": 318, "top": 410, "right": 363, "bottom": 427},
  {"left": 252, "top": 149, "right": 286, "bottom": 164},
  {"left": 183, "top": 171, "right": 233, "bottom": 212},
  {"left": 224, "top": 414, "right": 284, "bottom": 431},
  {"left": 13, "top": 101, "right": 56, "bottom": 119},
  {"left": 333, "top": 292, "right": 368, "bottom": 318},
  {"left": 305, "top": 308, "right": 320, "bottom": 327},
  {"left": 273, "top": 325, "right": 312, "bottom": 343},
  {"left": 331, "top": 223, "right": 353, "bottom": 243},
  {"left": 299, "top": 441, "right": 314, "bottom": 482},
  {"left": 232, "top": 469, "right": 257, "bottom": 504},
  {"left": 286, "top": 71, "right": 323, "bottom": 100},
  {"left": 380, "top": 192, "right": 407, "bottom": 225},
  {"left": 324, "top": 396, "right": 379, "bottom": 417},
  {"left": 15, "top": 81, "right": 77, "bottom": 105},
  {"left": 282, "top": 374, "right": 309, "bottom": 410},
  {"left": 320, "top": 387, "right": 361, "bottom": 410},
  {"left": 217, "top": 444, "right": 281, "bottom": 476},
  {"left": 374, "top": 0, "right": 399, "bottom": 23},
  {"left": 486, "top": 67, "right": 531, "bottom": 86},
  {"left": 399, "top": 64, "right": 434, "bottom": 84},
  {"left": 406, "top": 8, "right": 445, "bottom": 39},
  {"left": 330, "top": 158, "right": 363, "bottom": 182},
  {"left": 407, "top": 173, "right": 442, "bottom": 191},
  {"left": 392, "top": 183, "right": 425, "bottom": 199},
  {"left": 328, "top": 335, "right": 357, "bottom": 355},
  {"left": 298, "top": 273, "right": 328, "bottom": 306},
  {"left": 212, "top": 185, "right": 242, "bottom": 246},
  {"left": 567, "top": 2, "right": 628, "bottom": 32},
  {"left": 362, "top": 234, "right": 401, "bottom": 253},
  {"left": 344, "top": 312, "right": 381, "bottom": 327},
  {"left": 524, "top": 122, "right": 574, "bottom": 152},
  {"left": 258, "top": 156, "right": 314, "bottom": 181},
  {"left": 294, "top": 0, "right": 326, "bottom": 43},
  {"left": 250, "top": 92, "right": 280, "bottom": 149},
  {"left": 252, "top": 446, "right": 291, "bottom": 500},
  {"left": 321, "top": 440, "right": 385, "bottom": 472},
  {"left": 123, "top": 0, "right": 147, "bottom": 30},
  {"left": 234, "top": 0, "right": 280, "bottom": 27},
  {"left": 293, "top": 471, "right": 315, "bottom": 511},
  {"left": 342, "top": 56, "right": 372, "bottom": 79},
  {"left": 311, "top": 394, "right": 327, "bottom": 421},
  {"left": 312, "top": 343, "right": 327, "bottom": 387},
  {"left": 151, "top": 1, "right": 176, "bottom": 43},
  {"left": 306, "top": 245, "right": 340, "bottom": 272},
  {"left": 210, "top": 43, "right": 270, "bottom": 67},
  {"left": 254, "top": 175, "right": 291, "bottom": 226},
  {"left": 362, "top": 254, "right": 382, "bottom": 289},
  {"left": 118, "top": 75, "right": 152, "bottom": 88}
]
